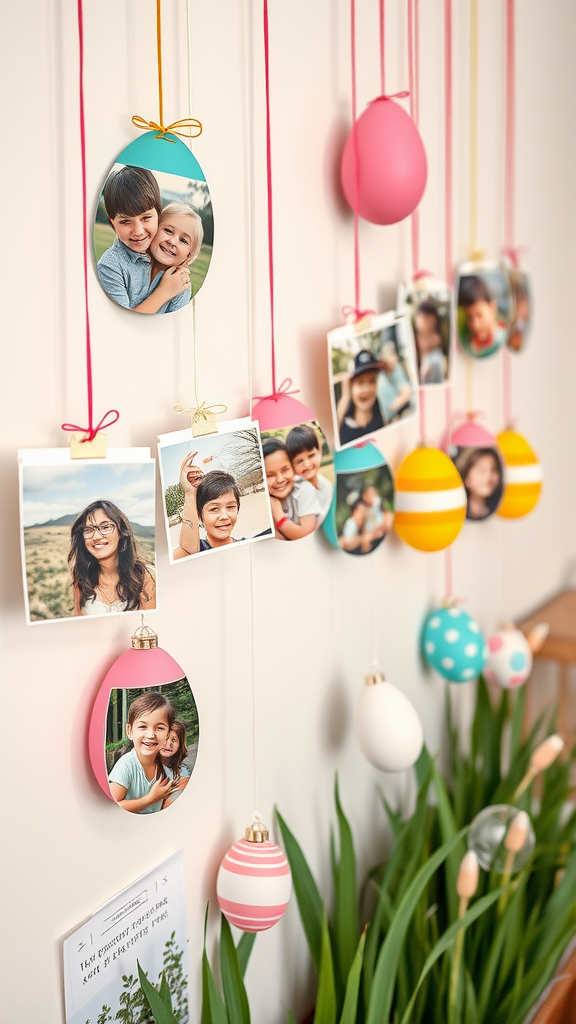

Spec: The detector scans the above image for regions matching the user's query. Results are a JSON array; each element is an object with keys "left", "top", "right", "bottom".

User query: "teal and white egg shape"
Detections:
[{"left": 422, "top": 606, "right": 488, "bottom": 683}]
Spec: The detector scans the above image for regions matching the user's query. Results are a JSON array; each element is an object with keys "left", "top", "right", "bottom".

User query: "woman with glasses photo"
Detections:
[{"left": 68, "top": 500, "right": 156, "bottom": 615}]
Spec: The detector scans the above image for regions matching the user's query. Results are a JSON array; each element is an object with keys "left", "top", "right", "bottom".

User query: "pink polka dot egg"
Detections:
[
  {"left": 422, "top": 604, "right": 488, "bottom": 683},
  {"left": 484, "top": 626, "right": 533, "bottom": 689},
  {"left": 216, "top": 814, "right": 292, "bottom": 932}
]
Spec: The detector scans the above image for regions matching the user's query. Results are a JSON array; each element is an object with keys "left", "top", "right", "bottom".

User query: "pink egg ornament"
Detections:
[
  {"left": 484, "top": 626, "right": 533, "bottom": 689},
  {"left": 341, "top": 97, "right": 427, "bottom": 225},
  {"left": 216, "top": 814, "right": 292, "bottom": 933}
]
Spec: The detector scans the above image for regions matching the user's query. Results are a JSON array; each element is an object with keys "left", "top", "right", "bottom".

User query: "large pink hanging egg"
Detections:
[
  {"left": 341, "top": 97, "right": 427, "bottom": 225},
  {"left": 216, "top": 816, "right": 292, "bottom": 932}
]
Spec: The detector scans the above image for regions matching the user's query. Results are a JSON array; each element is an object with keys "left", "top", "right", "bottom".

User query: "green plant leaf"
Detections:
[
  {"left": 532, "top": 846, "right": 576, "bottom": 960},
  {"left": 202, "top": 909, "right": 228, "bottom": 1024},
  {"left": 313, "top": 912, "right": 337, "bottom": 1024},
  {"left": 339, "top": 930, "right": 366, "bottom": 1024},
  {"left": 476, "top": 872, "right": 529, "bottom": 1019},
  {"left": 365, "top": 827, "right": 468, "bottom": 1024},
  {"left": 333, "top": 777, "right": 359, "bottom": 983},
  {"left": 276, "top": 807, "right": 324, "bottom": 973},
  {"left": 220, "top": 914, "right": 251, "bottom": 1024},
  {"left": 509, "top": 686, "right": 526, "bottom": 764},
  {"left": 236, "top": 932, "right": 256, "bottom": 978},
  {"left": 499, "top": 930, "right": 574, "bottom": 1024},
  {"left": 429, "top": 757, "right": 465, "bottom": 922},
  {"left": 158, "top": 972, "right": 173, "bottom": 1011},
  {"left": 398, "top": 886, "right": 506, "bottom": 1024},
  {"left": 378, "top": 789, "right": 404, "bottom": 840},
  {"left": 463, "top": 968, "right": 480, "bottom": 1024},
  {"left": 137, "top": 961, "right": 179, "bottom": 1024}
]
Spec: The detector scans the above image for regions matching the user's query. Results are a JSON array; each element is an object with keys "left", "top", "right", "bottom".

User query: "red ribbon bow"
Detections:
[
  {"left": 253, "top": 378, "right": 300, "bottom": 404},
  {"left": 341, "top": 305, "right": 376, "bottom": 324},
  {"left": 61, "top": 409, "right": 120, "bottom": 443}
]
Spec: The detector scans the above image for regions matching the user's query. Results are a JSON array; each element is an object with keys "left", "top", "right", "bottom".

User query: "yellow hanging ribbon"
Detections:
[{"left": 132, "top": 0, "right": 202, "bottom": 143}]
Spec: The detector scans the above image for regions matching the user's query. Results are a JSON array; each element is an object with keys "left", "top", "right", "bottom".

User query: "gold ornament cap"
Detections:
[
  {"left": 131, "top": 623, "right": 159, "bottom": 650},
  {"left": 245, "top": 811, "right": 269, "bottom": 843},
  {"left": 365, "top": 668, "right": 385, "bottom": 687}
]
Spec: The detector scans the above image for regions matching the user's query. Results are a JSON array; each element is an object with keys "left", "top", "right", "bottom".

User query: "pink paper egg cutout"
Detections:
[
  {"left": 446, "top": 419, "right": 498, "bottom": 451},
  {"left": 254, "top": 391, "right": 335, "bottom": 539},
  {"left": 216, "top": 817, "right": 292, "bottom": 932},
  {"left": 89, "top": 625, "right": 199, "bottom": 813},
  {"left": 484, "top": 626, "right": 533, "bottom": 689},
  {"left": 341, "top": 97, "right": 427, "bottom": 225}
]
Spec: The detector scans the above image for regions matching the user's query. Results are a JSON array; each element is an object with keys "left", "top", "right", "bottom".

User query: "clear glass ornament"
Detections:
[{"left": 468, "top": 804, "right": 535, "bottom": 872}]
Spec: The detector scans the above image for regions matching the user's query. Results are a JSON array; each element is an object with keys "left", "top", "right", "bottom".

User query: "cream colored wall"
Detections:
[{"left": 1, "top": 0, "right": 575, "bottom": 1020}]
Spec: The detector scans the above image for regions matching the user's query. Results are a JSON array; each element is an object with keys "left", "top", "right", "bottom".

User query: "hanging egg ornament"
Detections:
[
  {"left": 89, "top": 624, "right": 199, "bottom": 813},
  {"left": 355, "top": 669, "right": 423, "bottom": 771},
  {"left": 422, "top": 604, "right": 488, "bottom": 683},
  {"left": 254, "top": 389, "right": 334, "bottom": 538},
  {"left": 484, "top": 624, "right": 533, "bottom": 689},
  {"left": 322, "top": 443, "right": 394, "bottom": 556},
  {"left": 341, "top": 97, "right": 427, "bottom": 225},
  {"left": 446, "top": 417, "right": 504, "bottom": 522},
  {"left": 93, "top": 132, "right": 213, "bottom": 314},
  {"left": 216, "top": 813, "right": 292, "bottom": 932},
  {"left": 468, "top": 805, "right": 535, "bottom": 872},
  {"left": 394, "top": 446, "right": 466, "bottom": 552},
  {"left": 496, "top": 429, "right": 542, "bottom": 519}
]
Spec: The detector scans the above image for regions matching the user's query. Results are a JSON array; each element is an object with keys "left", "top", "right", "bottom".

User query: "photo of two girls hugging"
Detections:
[
  {"left": 106, "top": 682, "right": 199, "bottom": 814},
  {"left": 94, "top": 162, "right": 212, "bottom": 314}
]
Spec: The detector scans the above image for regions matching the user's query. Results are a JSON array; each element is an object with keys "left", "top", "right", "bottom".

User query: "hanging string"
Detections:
[
  {"left": 502, "top": 0, "right": 516, "bottom": 427},
  {"left": 261, "top": 0, "right": 281, "bottom": 398},
  {"left": 468, "top": 0, "right": 479, "bottom": 254},
  {"left": 351, "top": 0, "right": 362, "bottom": 318},
  {"left": 249, "top": 544, "right": 259, "bottom": 811},
  {"left": 407, "top": 0, "right": 426, "bottom": 442},
  {"left": 132, "top": 0, "right": 202, "bottom": 141},
  {"left": 443, "top": 0, "right": 454, "bottom": 600},
  {"left": 379, "top": 0, "right": 386, "bottom": 95},
  {"left": 61, "top": 0, "right": 119, "bottom": 442},
  {"left": 371, "top": 557, "right": 379, "bottom": 670}
]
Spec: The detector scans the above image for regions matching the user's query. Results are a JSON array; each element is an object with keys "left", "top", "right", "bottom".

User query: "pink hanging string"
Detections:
[
  {"left": 379, "top": 0, "right": 386, "bottom": 95},
  {"left": 61, "top": 0, "right": 119, "bottom": 442},
  {"left": 261, "top": 0, "right": 280, "bottom": 399},
  {"left": 350, "top": 0, "right": 362, "bottom": 319},
  {"left": 501, "top": 0, "right": 516, "bottom": 426},
  {"left": 407, "top": 0, "right": 426, "bottom": 442},
  {"left": 444, "top": 0, "right": 454, "bottom": 600}
]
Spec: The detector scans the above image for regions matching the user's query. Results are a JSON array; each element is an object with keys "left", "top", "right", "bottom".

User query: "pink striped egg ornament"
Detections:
[{"left": 216, "top": 814, "right": 292, "bottom": 932}]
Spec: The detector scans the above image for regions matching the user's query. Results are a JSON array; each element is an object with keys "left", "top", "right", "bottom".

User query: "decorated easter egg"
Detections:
[
  {"left": 422, "top": 605, "right": 488, "bottom": 683},
  {"left": 341, "top": 97, "right": 427, "bottom": 225},
  {"left": 496, "top": 430, "right": 542, "bottom": 519},
  {"left": 355, "top": 670, "right": 423, "bottom": 771},
  {"left": 89, "top": 625, "right": 199, "bottom": 813},
  {"left": 447, "top": 418, "right": 504, "bottom": 521},
  {"left": 255, "top": 389, "right": 334, "bottom": 539},
  {"left": 322, "top": 443, "right": 394, "bottom": 556},
  {"left": 468, "top": 805, "right": 535, "bottom": 872},
  {"left": 484, "top": 626, "right": 533, "bottom": 689},
  {"left": 216, "top": 815, "right": 292, "bottom": 932},
  {"left": 394, "top": 446, "right": 466, "bottom": 552},
  {"left": 93, "top": 131, "right": 213, "bottom": 314},
  {"left": 456, "top": 261, "right": 512, "bottom": 358}
]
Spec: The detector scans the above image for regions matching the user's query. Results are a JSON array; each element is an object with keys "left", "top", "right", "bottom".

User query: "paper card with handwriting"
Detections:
[{"left": 63, "top": 850, "right": 188, "bottom": 1024}]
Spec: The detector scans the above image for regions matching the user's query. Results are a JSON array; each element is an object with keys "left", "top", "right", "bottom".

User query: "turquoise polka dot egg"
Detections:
[{"left": 422, "top": 605, "right": 488, "bottom": 683}]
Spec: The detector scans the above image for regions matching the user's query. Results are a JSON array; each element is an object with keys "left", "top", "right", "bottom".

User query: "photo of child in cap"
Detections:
[
  {"left": 329, "top": 312, "right": 418, "bottom": 450},
  {"left": 399, "top": 279, "right": 451, "bottom": 385},
  {"left": 262, "top": 421, "right": 334, "bottom": 540},
  {"left": 452, "top": 446, "right": 504, "bottom": 521},
  {"left": 93, "top": 163, "right": 213, "bottom": 314},
  {"left": 335, "top": 466, "right": 394, "bottom": 555},
  {"left": 457, "top": 263, "right": 512, "bottom": 358}
]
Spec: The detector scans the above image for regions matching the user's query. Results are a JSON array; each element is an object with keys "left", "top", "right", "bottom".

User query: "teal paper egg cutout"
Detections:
[
  {"left": 422, "top": 606, "right": 487, "bottom": 682},
  {"left": 322, "top": 443, "right": 394, "bottom": 555},
  {"left": 93, "top": 131, "right": 213, "bottom": 314}
]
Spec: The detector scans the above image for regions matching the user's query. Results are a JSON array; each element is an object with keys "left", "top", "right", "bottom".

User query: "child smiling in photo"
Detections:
[
  {"left": 159, "top": 720, "right": 191, "bottom": 809},
  {"left": 108, "top": 692, "right": 176, "bottom": 814},
  {"left": 285, "top": 424, "right": 333, "bottom": 523},
  {"left": 263, "top": 438, "right": 320, "bottom": 540},
  {"left": 458, "top": 275, "right": 507, "bottom": 357}
]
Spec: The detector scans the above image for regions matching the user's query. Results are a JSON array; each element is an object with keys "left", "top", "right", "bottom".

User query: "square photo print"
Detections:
[
  {"left": 261, "top": 421, "right": 334, "bottom": 540},
  {"left": 94, "top": 161, "right": 213, "bottom": 315},
  {"left": 158, "top": 418, "right": 273, "bottom": 562},
  {"left": 328, "top": 312, "right": 418, "bottom": 450},
  {"left": 19, "top": 448, "right": 157, "bottom": 624},
  {"left": 397, "top": 277, "right": 452, "bottom": 385},
  {"left": 457, "top": 261, "right": 512, "bottom": 358}
]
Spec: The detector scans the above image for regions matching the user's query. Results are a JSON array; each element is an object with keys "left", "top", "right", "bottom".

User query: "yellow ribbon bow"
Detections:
[
  {"left": 131, "top": 115, "right": 203, "bottom": 143},
  {"left": 173, "top": 402, "right": 227, "bottom": 438}
]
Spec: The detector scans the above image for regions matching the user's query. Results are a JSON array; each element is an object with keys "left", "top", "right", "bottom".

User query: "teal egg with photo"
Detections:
[
  {"left": 422, "top": 604, "right": 487, "bottom": 682},
  {"left": 93, "top": 131, "right": 213, "bottom": 315},
  {"left": 322, "top": 443, "right": 394, "bottom": 556}
]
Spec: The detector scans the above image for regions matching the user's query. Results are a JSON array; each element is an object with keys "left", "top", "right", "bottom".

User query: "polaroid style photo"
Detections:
[
  {"left": 19, "top": 448, "right": 157, "bottom": 625},
  {"left": 260, "top": 420, "right": 334, "bottom": 540},
  {"left": 456, "top": 260, "right": 512, "bottom": 358},
  {"left": 328, "top": 311, "right": 419, "bottom": 451},
  {"left": 93, "top": 162, "right": 213, "bottom": 315},
  {"left": 397, "top": 276, "right": 452, "bottom": 386},
  {"left": 158, "top": 418, "right": 274, "bottom": 563},
  {"left": 505, "top": 265, "right": 532, "bottom": 353}
]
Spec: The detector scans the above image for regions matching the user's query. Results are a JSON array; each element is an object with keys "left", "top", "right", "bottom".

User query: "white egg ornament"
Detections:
[
  {"left": 216, "top": 813, "right": 292, "bottom": 932},
  {"left": 422, "top": 604, "right": 488, "bottom": 683},
  {"left": 355, "top": 669, "right": 424, "bottom": 772},
  {"left": 484, "top": 622, "right": 548, "bottom": 689}
]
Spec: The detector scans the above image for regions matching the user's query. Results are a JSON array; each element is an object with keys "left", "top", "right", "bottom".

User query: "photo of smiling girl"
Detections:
[
  {"left": 159, "top": 721, "right": 194, "bottom": 809},
  {"left": 158, "top": 421, "right": 274, "bottom": 563}
]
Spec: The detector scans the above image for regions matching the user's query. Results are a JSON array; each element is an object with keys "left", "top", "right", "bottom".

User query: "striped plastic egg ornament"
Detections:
[
  {"left": 394, "top": 447, "right": 466, "bottom": 552},
  {"left": 216, "top": 815, "right": 292, "bottom": 932},
  {"left": 496, "top": 430, "right": 542, "bottom": 519}
]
